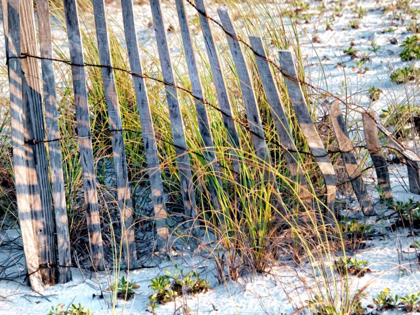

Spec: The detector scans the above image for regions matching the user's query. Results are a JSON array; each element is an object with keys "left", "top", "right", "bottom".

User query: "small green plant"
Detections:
[
  {"left": 334, "top": 257, "right": 371, "bottom": 277},
  {"left": 107, "top": 276, "right": 139, "bottom": 300},
  {"left": 390, "top": 66, "right": 420, "bottom": 83},
  {"left": 349, "top": 19, "right": 360, "bottom": 29},
  {"left": 400, "top": 35, "right": 420, "bottom": 60},
  {"left": 373, "top": 288, "right": 399, "bottom": 311},
  {"left": 410, "top": 239, "right": 420, "bottom": 249},
  {"left": 307, "top": 295, "right": 339, "bottom": 315},
  {"left": 306, "top": 293, "right": 366, "bottom": 315},
  {"left": 399, "top": 292, "right": 420, "bottom": 312},
  {"left": 369, "top": 41, "right": 380, "bottom": 53},
  {"left": 149, "top": 265, "right": 211, "bottom": 309},
  {"left": 407, "top": 21, "right": 420, "bottom": 33},
  {"left": 48, "top": 303, "right": 92, "bottom": 315},
  {"left": 368, "top": 86, "right": 382, "bottom": 101},
  {"left": 339, "top": 217, "right": 374, "bottom": 238},
  {"left": 385, "top": 197, "right": 420, "bottom": 219},
  {"left": 343, "top": 45, "right": 358, "bottom": 58},
  {"left": 382, "top": 27, "right": 395, "bottom": 33},
  {"left": 354, "top": 6, "right": 366, "bottom": 19}
]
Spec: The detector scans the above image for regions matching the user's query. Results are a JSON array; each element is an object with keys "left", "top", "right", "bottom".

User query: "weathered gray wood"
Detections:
[
  {"left": 175, "top": 0, "right": 223, "bottom": 219},
  {"left": 63, "top": 0, "right": 104, "bottom": 270},
  {"left": 20, "top": 0, "right": 57, "bottom": 284},
  {"left": 376, "top": 119, "right": 420, "bottom": 195},
  {"left": 1, "top": 0, "right": 8, "bottom": 62},
  {"left": 218, "top": 9, "right": 286, "bottom": 214},
  {"left": 194, "top": 0, "right": 241, "bottom": 175},
  {"left": 5, "top": 0, "right": 44, "bottom": 291},
  {"left": 150, "top": 0, "right": 199, "bottom": 237},
  {"left": 37, "top": 0, "right": 72, "bottom": 283},
  {"left": 279, "top": 50, "right": 337, "bottom": 213},
  {"left": 362, "top": 110, "right": 392, "bottom": 200},
  {"left": 249, "top": 36, "right": 311, "bottom": 203},
  {"left": 329, "top": 101, "right": 374, "bottom": 215},
  {"left": 92, "top": 0, "right": 137, "bottom": 268},
  {"left": 120, "top": 0, "right": 168, "bottom": 246}
]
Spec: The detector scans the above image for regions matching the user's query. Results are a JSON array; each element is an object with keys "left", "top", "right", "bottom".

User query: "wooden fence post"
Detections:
[
  {"left": 329, "top": 101, "right": 374, "bottom": 215},
  {"left": 249, "top": 36, "right": 311, "bottom": 203},
  {"left": 20, "top": 0, "right": 57, "bottom": 284},
  {"left": 37, "top": 0, "right": 72, "bottom": 283},
  {"left": 279, "top": 50, "right": 337, "bottom": 214},
  {"left": 218, "top": 9, "right": 286, "bottom": 214},
  {"left": 5, "top": 0, "right": 44, "bottom": 291},
  {"left": 362, "top": 110, "right": 392, "bottom": 201},
  {"left": 63, "top": 0, "right": 105, "bottom": 271},
  {"left": 92, "top": 0, "right": 137, "bottom": 268},
  {"left": 150, "top": 0, "right": 199, "bottom": 238},
  {"left": 175, "top": 0, "right": 223, "bottom": 221},
  {"left": 376, "top": 116, "right": 420, "bottom": 195},
  {"left": 194, "top": 0, "right": 241, "bottom": 175},
  {"left": 120, "top": 0, "right": 168, "bottom": 249}
]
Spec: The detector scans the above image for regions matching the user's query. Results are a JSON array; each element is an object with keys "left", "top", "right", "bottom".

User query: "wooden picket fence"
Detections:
[{"left": 2, "top": 0, "right": 420, "bottom": 291}]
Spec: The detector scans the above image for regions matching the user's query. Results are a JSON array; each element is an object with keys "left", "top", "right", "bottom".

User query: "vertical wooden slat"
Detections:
[
  {"left": 329, "top": 101, "right": 374, "bottom": 215},
  {"left": 20, "top": 0, "right": 57, "bottom": 284},
  {"left": 92, "top": 0, "right": 137, "bottom": 268},
  {"left": 376, "top": 119, "right": 420, "bottom": 195},
  {"left": 279, "top": 50, "right": 337, "bottom": 213},
  {"left": 362, "top": 110, "right": 392, "bottom": 200},
  {"left": 150, "top": 0, "right": 199, "bottom": 236},
  {"left": 175, "top": 0, "right": 223, "bottom": 219},
  {"left": 37, "top": 0, "right": 72, "bottom": 283},
  {"left": 194, "top": 0, "right": 241, "bottom": 175},
  {"left": 217, "top": 9, "right": 286, "bottom": 214},
  {"left": 5, "top": 0, "right": 43, "bottom": 291},
  {"left": 120, "top": 0, "right": 168, "bottom": 248},
  {"left": 63, "top": 0, "right": 104, "bottom": 270},
  {"left": 249, "top": 36, "right": 311, "bottom": 202},
  {"left": 1, "top": 0, "right": 8, "bottom": 61}
]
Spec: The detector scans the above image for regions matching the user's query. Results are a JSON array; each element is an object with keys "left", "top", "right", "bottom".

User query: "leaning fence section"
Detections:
[{"left": 2, "top": 0, "right": 420, "bottom": 291}]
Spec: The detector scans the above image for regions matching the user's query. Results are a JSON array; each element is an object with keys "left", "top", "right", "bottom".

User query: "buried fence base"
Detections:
[{"left": 407, "top": 159, "right": 420, "bottom": 194}]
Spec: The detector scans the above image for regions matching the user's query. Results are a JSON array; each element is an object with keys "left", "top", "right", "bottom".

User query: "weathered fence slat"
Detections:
[
  {"left": 150, "top": 0, "right": 199, "bottom": 237},
  {"left": 63, "top": 0, "right": 104, "bottom": 270},
  {"left": 362, "top": 110, "right": 392, "bottom": 200},
  {"left": 278, "top": 50, "right": 337, "bottom": 213},
  {"left": 194, "top": 0, "right": 241, "bottom": 175},
  {"left": 175, "top": 0, "right": 223, "bottom": 219},
  {"left": 120, "top": 0, "right": 168, "bottom": 247},
  {"left": 37, "top": 0, "right": 72, "bottom": 283},
  {"left": 376, "top": 120, "right": 420, "bottom": 195},
  {"left": 329, "top": 101, "right": 374, "bottom": 215},
  {"left": 218, "top": 9, "right": 286, "bottom": 214},
  {"left": 92, "top": 0, "right": 137, "bottom": 267},
  {"left": 5, "top": 0, "right": 44, "bottom": 291},
  {"left": 249, "top": 36, "right": 311, "bottom": 203},
  {"left": 21, "top": 0, "right": 57, "bottom": 284}
]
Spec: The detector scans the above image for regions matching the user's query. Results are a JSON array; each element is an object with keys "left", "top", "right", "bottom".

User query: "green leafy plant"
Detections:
[
  {"left": 149, "top": 265, "right": 211, "bottom": 309},
  {"left": 307, "top": 295, "right": 340, "bottom": 315},
  {"left": 373, "top": 288, "right": 399, "bottom": 311},
  {"left": 349, "top": 19, "right": 360, "bottom": 29},
  {"left": 384, "top": 197, "right": 420, "bottom": 221},
  {"left": 390, "top": 66, "right": 420, "bottom": 83},
  {"left": 399, "top": 35, "right": 420, "bottom": 60},
  {"left": 48, "top": 303, "right": 92, "bottom": 315},
  {"left": 334, "top": 257, "right": 371, "bottom": 277},
  {"left": 368, "top": 86, "right": 382, "bottom": 101},
  {"left": 369, "top": 41, "right": 380, "bottom": 53},
  {"left": 339, "top": 217, "right": 374, "bottom": 239},
  {"left": 399, "top": 292, "right": 420, "bottom": 312},
  {"left": 343, "top": 45, "right": 358, "bottom": 58},
  {"left": 107, "top": 276, "right": 139, "bottom": 300}
]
